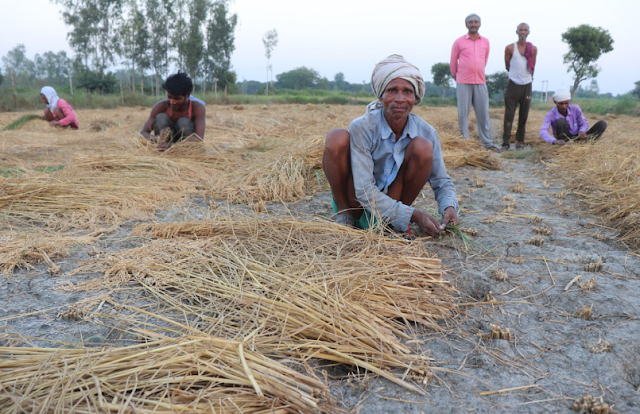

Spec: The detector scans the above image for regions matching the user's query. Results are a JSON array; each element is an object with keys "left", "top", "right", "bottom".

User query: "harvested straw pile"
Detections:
[
  {"left": 0, "top": 336, "right": 337, "bottom": 413},
  {"left": 64, "top": 217, "right": 454, "bottom": 393},
  {"left": 546, "top": 116, "right": 640, "bottom": 249},
  {"left": 440, "top": 137, "right": 501, "bottom": 170},
  {"left": 0, "top": 231, "right": 94, "bottom": 274}
]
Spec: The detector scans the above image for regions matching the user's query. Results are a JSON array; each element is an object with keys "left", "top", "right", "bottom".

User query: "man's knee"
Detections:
[
  {"left": 153, "top": 113, "right": 172, "bottom": 134},
  {"left": 324, "top": 128, "right": 350, "bottom": 154},
  {"left": 406, "top": 136, "right": 434, "bottom": 165}
]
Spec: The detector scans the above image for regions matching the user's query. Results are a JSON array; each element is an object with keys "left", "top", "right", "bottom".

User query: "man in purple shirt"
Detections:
[{"left": 539, "top": 89, "right": 607, "bottom": 145}]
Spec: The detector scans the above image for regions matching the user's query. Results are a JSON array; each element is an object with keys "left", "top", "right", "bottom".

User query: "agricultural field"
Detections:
[{"left": 1, "top": 104, "right": 639, "bottom": 413}]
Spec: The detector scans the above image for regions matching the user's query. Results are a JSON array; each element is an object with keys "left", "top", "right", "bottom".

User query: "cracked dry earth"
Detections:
[
  {"left": 304, "top": 155, "right": 640, "bottom": 413},
  {"left": 2, "top": 117, "right": 639, "bottom": 413}
]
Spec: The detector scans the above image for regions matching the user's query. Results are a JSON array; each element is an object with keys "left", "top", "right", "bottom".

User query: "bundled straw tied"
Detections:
[
  {"left": 64, "top": 217, "right": 455, "bottom": 392},
  {"left": 545, "top": 116, "right": 640, "bottom": 248},
  {"left": 0, "top": 336, "right": 339, "bottom": 413}
]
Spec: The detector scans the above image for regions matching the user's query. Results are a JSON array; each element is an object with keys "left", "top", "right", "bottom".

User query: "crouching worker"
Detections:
[
  {"left": 40, "top": 86, "right": 79, "bottom": 129},
  {"left": 140, "top": 71, "right": 206, "bottom": 151},
  {"left": 322, "top": 54, "right": 459, "bottom": 238},
  {"left": 540, "top": 89, "right": 607, "bottom": 145}
]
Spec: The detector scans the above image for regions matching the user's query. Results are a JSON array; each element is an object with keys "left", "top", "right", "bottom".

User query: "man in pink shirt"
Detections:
[
  {"left": 450, "top": 13, "right": 497, "bottom": 151},
  {"left": 40, "top": 86, "right": 79, "bottom": 129}
]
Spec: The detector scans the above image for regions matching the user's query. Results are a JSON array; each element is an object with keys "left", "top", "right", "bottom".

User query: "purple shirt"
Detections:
[{"left": 539, "top": 105, "right": 588, "bottom": 143}]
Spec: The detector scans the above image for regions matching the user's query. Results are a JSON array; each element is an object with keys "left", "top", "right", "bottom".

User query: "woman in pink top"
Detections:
[{"left": 40, "top": 86, "right": 79, "bottom": 129}]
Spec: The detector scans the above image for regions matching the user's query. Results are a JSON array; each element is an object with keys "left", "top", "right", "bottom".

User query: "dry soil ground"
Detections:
[{"left": 1, "top": 104, "right": 639, "bottom": 413}]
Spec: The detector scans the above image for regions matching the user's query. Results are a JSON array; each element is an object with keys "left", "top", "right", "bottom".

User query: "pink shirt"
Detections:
[
  {"left": 450, "top": 34, "right": 490, "bottom": 84},
  {"left": 54, "top": 99, "right": 79, "bottom": 128}
]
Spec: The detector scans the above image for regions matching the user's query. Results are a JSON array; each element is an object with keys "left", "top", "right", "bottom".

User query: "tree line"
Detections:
[{"left": 1, "top": 0, "right": 237, "bottom": 95}]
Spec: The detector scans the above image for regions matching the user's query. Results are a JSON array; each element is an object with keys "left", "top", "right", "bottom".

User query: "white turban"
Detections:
[
  {"left": 40, "top": 86, "right": 59, "bottom": 112},
  {"left": 552, "top": 88, "right": 572, "bottom": 102},
  {"left": 367, "top": 54, "right": 426, "bottom": 113}
]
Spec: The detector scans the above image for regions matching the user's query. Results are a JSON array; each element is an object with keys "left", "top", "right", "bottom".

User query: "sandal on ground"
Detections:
[
  {"left": 501, "top": 144, "right": 510, "bottom": 151},
  {"left": 488, "top": 146, "right": 501, "bottom": 153},
  {"left": 515, "top": 142, "right": 524, "bottom": 150},
  {"left": 335, "top": 212, "right": 355, "bottom": 228}
]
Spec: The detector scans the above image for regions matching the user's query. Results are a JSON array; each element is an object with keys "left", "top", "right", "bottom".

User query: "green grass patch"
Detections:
[
  {"left": 501, "top": 148, "right": 540, "bottom": 159},
  {"left": 4, "top": 114, "right": 42, "bottom": 131},
  {"left": 0, "top": 165, "right": 66, "bottom": 178}
]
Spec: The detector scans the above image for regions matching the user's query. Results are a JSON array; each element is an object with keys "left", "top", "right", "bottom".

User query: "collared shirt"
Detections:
[
  {"left": 450, "top": 34, "right": 490, "bottom": 84},
  {"left": 55, "top": 99, "right": 79, "bottom": 128},
  {"left": 539, "top": 105, "right": 589, "bottom": 143},
  {"left": 349, "top": 109, "right": 458, "bottom": 231}
]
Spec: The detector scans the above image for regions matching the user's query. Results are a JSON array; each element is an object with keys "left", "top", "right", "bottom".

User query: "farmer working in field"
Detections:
[
  {"left": 450, "top": 13, "right": 499, "bottom": 151},
  {"left": 539, "top": 89, "right": 607, "bottom": 145},
  {"left": 322, "top": 54, "right": 459, "bottom": 238},
  {"left": 40, "top": 86, "right": 79, "bottom": 129},
  {"left": 140, "top": 71, "right": 206, "bottom": 151},
  {"left": 501, "top": 23, "right": 537, "bottom": 151}
]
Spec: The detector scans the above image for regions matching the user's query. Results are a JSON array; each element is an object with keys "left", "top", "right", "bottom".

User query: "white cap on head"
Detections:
[{"left": 552, "top": 89, "right": 572, "bottom": 102}]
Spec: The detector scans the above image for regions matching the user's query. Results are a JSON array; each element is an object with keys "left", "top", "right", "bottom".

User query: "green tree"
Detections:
[
  {"left": 145, "top": 0, "right": 173, "bottom": 95},
  {"left": 431, "top": 62, "right": 452, "bottom": 99},
  {"left": 2, "top": 44, "right": 35, "bottom": 87},
  {"left": 0, "top": 69, "right": 3, "bottom": 87},
  {"left": 34, "top": 51, "right": 72, "bottom": 87},
  {"left": 204, "top": 0, "right": 237, "bottom": 94},
  {"left": 333, "top": 72, "right": 347, "bottom": 91},
  {"left": 56, "top": 0, "right": 124, "bottom": 88},
  {"left": 119, "top": 0, "right": 150, "bottom": 93},
  {"left": 262, "top": 29, "right": 278, "bottom": 96},
  {"left": 631, "top": 81, "right": 640, "bottom": 100},
  {"left": 561, "top": 25, "right": 614, "bottom": 97},
  {"left": 184, "top": 0, "right": 207, "bottom": 89},
  {"left": 275, "top": 67, "right": 321, "bottom": 90},
  {"left": 486, "top": 71, "right": 509, "bottom": 100}
]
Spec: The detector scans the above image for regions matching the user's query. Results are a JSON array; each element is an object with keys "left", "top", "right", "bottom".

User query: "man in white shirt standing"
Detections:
[{"left": 502, "top": 23, "right": 537, "bottom": 151}]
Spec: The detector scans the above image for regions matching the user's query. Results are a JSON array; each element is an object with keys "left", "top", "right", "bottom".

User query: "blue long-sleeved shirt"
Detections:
[{"left": 349, "top": 109, "right": 458, "bottom": 231}]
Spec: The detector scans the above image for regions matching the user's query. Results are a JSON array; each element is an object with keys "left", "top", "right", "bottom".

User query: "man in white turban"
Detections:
[
  {"left": 539, "top": 88, "right": 607, "bottom": 145},
  {"left": 322, "top": 55, "right": 459, "bottom": 237}
]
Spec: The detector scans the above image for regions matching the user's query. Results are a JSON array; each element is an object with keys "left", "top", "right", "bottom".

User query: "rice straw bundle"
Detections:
[
  {"left": 546, "top": 118, "right": 640, "bottom": 248},
  {"left": 64, "top": 217, "right": 454, "bottom": 391},
  {"left": 0, "top": 231, "right": 94, "bottom": 274},
  {"left": 0, "top": 336, "right": 338, "bottom": 413},
  {"left": 440, "top": 137, "right": 502, "bottom": 170}
]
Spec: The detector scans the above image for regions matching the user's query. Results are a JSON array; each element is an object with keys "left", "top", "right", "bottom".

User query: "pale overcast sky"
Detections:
[{"left": 2, "top": 0, "right": 637, "bottom": 95}]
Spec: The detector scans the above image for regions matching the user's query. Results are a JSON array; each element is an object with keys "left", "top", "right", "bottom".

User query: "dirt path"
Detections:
[{"left": 309, "top": 155, "right": 640, "bottom": 413}]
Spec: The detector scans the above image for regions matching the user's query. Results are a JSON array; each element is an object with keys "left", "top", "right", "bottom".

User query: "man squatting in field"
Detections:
[
  {"left": 40, "top": 86, "right": 79, "bottom": 129},
  {"left": 450, "top": 13, "right": 499, "bottom": 151},
  {"left": 501, "top": 23, "right": 537, "bottom": 151},
  {"left": 140, "top": 72, "right": 206, "bottom": 151},
  {"left": 539, "top": 89, "right": 607, "bottom": 145},
  {"left": 322, "top": 54, "right": 459, "bottom": 238}
]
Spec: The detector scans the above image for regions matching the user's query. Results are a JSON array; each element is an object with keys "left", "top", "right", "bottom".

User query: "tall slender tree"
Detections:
[
  {"left": 146, "top": 0, "right": 173, "bottom": 95},
  {"left": 262, "top": 29, "right": 278, "bottom": 96},
  {"left": 204, "top": 0, "right": 237, "bottom": 94}
]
